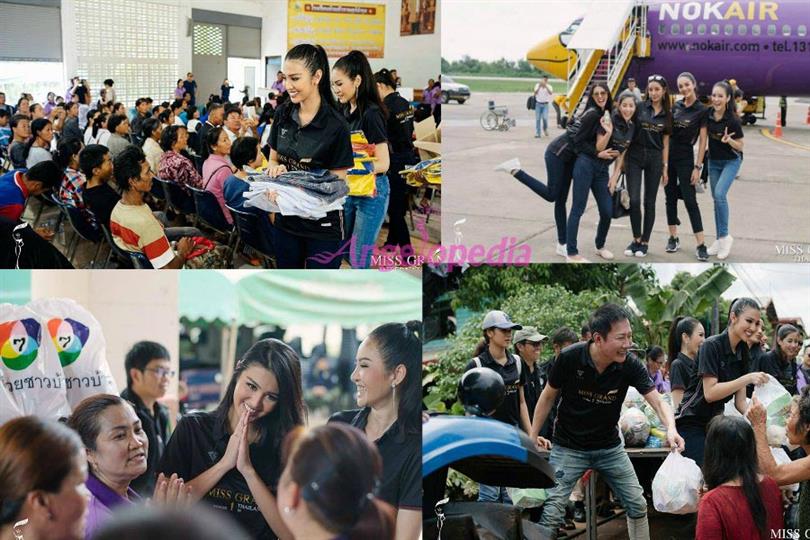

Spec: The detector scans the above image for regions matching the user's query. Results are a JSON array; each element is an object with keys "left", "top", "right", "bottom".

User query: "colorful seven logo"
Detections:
[{"left": 0, "top": 318, "right": 41, "bottom": 371}]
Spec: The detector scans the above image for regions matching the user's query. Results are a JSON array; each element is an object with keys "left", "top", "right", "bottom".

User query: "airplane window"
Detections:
[
  {"left": 738, "top": 24, "right": 747, "bottom": 36},
  {"left": 698, "top": 23, "right": 706, "bottom": 35},
  {"left": 768, "top": 24, "right": 776, "bottom": 36},
  {"left": 685, "top": 23, "right": 693, "bottom": 35},
  {"left": 711, "top": 24, "right": 720, "bottom": 35},
  {"left": 782, "top": 24, "right": 791, "bottom": 36},
  {"left": 659, "top": 23, "right": 666, "bottom": 35},
  {"left": 752, "top": 24, "right": 761, "bottom": 36},
  {"left": 672, "top": 23, "right": 680, "bottom": 35},
  {"left": 799, "top": 25, "right": 808, "bottom": 37},
  {"left": 724, "top": 24, "right": 733, "bottom": 36}
]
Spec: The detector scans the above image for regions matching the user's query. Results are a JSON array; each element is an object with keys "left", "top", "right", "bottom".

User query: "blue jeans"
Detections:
[
  {"left": 478, "top": 483, "right": 512, "bottom": 504},
  {"left": 567, "top": 154, "right": 612, "bottom": 256},
  {"left": 707, "top": 156, "right": 741, "bottom": 238},
  {"left": 535, "top": 102, "right": 549, "bottom": 135},
  {"left": 343, "top": 175, "right": 390, "bottom": 268},
  {"left": 513, "top": 149, "right": 573, "bottom": 245},
  {"left": 538, "top": 443, "right": 648, "bottom": 537}
]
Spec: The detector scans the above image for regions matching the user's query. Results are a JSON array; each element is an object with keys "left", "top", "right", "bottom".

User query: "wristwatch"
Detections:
[{"left": 694, "top": 164, "right": 703, "bottom": 171}]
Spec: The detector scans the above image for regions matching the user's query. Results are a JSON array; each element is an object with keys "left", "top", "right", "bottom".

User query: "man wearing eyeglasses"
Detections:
[{"left": 121, "top": 340, "right": 175, "bottom": 496}]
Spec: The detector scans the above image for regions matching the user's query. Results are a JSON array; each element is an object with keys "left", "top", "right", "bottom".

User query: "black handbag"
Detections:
[
  {"left": 612, "top": 173, "right": 631, "bottom": 219},
  {"left": 526, "top": 95, "right": 536, "bottom": 110}
]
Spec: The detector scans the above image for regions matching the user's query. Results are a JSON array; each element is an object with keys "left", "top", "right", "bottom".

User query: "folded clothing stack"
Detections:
[
  {"left": 402, "top": 158, "right": 441, "bottom": 188},
  {"left": 243, "top": 169, "right": 348, "bottom": 220},
  {"left": 347, "top": 131, "right": 377, "bottom": 197}
]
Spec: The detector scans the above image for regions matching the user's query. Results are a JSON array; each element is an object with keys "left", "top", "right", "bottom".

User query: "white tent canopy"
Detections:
[{"left": 567, "top": 0, "right": 636, "bottom": 50}]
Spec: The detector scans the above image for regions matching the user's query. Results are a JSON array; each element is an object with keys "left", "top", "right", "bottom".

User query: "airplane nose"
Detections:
[{"left": 526, "top": 34, "right": 576, "bottom": 80}]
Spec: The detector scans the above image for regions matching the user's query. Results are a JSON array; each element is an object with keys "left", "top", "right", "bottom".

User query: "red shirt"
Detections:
[{"left": 696, "top": 477, "right": 784, "bottom": 540}]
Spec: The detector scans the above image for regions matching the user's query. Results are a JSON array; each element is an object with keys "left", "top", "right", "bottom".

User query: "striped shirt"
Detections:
[{"left": 110, "top": 202, "right": 175, "bottom": 268}]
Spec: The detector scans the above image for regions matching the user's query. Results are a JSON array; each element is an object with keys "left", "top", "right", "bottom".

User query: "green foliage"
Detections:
[{"left": 442, "top": 55, "right": 544, "bottom": 77}]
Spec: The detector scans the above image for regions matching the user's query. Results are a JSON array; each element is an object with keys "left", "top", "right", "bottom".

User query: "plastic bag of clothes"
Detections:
[
  {"left": 401, "top": 158, "right": 441, "bottom": 188},
  {"left": 752, "top": 375, "right": 792, "bottom": 428},
  {"left": 652, "top": 452, "right": 703, "bottom": 514},
  {"left": 0, "top": 303, "right": 71, "bottom": 420},
  {"left": 506, "top": 487, "right": 547, "bottom": 508},
  {"left": 347, "top": 131, "right": 377, "bottom": 197},
  {"left": 771, "top": 447, "right": 799, "bottom": 491},
  {"left": 28, "top": 298, "right": 118, "bottom": 409},
  {"left": 620, "top": 407, "right": 650, "bottom": 447}
]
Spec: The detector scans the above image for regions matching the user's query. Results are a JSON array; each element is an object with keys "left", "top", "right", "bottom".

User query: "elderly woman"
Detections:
[
  {"left": 0, "top": 416, "right": 88, "bottom": 540},
  {"left": 157, "top": 125, "right": 203, "bottom": 192},
  {"left": 67, "top": 394, "right": 190, "bottom": 540}
]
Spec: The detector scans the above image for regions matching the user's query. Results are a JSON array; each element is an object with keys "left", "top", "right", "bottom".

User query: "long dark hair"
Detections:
[
  {"left": 773, "top": 324, "right": 801, "bottom": 364},
  {"left": 333, "top": 50, "right": 388, "bottom": 119},
  {"left": 667, "top": 316, "right": 701, "bottom": 372},
  {"left": 374, "top": 68, "right": 397, "bottom": 90},
  {"left": 584, "top": 82, "right": 613, "bottom": 113},
  {"left": 214, "top": 339, "right": 306, "bottom": 451},
  {"left": 703, "top": 415, "right": 767, "bottom": 539},
  {"left": 645, "top": 75, "right": 673, "bottom": 133},
  {"left": 23, "top": 118, "right": 51, "bottom": 160},
  {"left": 92, "top": 112, "right": 108, "bottom": 139},
  {"left": 201, "top": 126, "right": 224, "bottom": 162},
  {"left": 54, "top": 138, "right": 83, "bottom": 170},
  {"left": 285, "top": 43, "right": 336, "bottom": 109},
  {"left": 712, "top": 80, "right": 736, "bottom": 122},
  {"left": 366, "top": 321, "right": 422, "bottom": 434},
  {"left": 282, "top": 424, "right": 395, "bottom": 539}
]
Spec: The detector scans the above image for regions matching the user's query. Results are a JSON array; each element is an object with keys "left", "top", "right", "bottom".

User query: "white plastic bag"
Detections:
[
  {"left": 752, "top": 374, "right": 792, "bottom": 427},
  {"left": 770, "top": 447, "right": 799, "bottom": 492},
  {"left": 506, "top": 487, "right": 547, "bottom": 508},
  {"left": 652, "top": 452, "right": 703, "bottom": 514},
  {"left": 28, "top": 298, "right": 118, "bottom": 408},
  {"left": 620, "top": 407, "right": 650, "bottom": 447},
  {"left": 723, "top": 397, "right": 750, "bottom": 419},
  {"left": 0, "top": 303, "right": 71, "bottom": 420}
]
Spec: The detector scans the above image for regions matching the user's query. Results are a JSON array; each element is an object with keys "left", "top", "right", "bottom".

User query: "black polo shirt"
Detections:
[
  {"left": 675, "top": 329, "right": 751, "bottom": 429},
  {"left": 521, "top": 359, "right": 544, "bottom": 419},
  {"left": 706, "top": 110, "right": 743, "bottom": 161},
  {"left": 382, "top": 93, "right": 415, "bottom": 154},
  {"left": 343, "top": 103, "right": 387, "bottom": 145},
  {"left": 464, "top": 350, "right": 525, "bottom": 427},
  {"left": 548, "top": 341, "right": 654, "bottom": 451},
  {"left": 597, "top": 111, "right": 635, "bottom": 162},
  {"left": 670, "top": 99, "right": 709, "bottom": 160},
  {"left": 158, "top": 411, "right": 281, "bottom": 540},
  {"left": 756, "top": 349, "right": 798, "bottom": 395},
  {"left": 121, "top": 387, "right": 170, "bottom": 497},
  {"left": 269, "top": 100, "right": 354, "bottom": 240},
  {"left": 328, "top": 408, "right": 421, "bottom": 511},
  {"left": 631, "top": 101, "right": 671, "bottom": 152},
  {"left": 536, "top": 357, "right": 559, "bottom": 440},
  {"left": 572, "top": 106, "right": 603, "bottom": 158},
  {"left": 669, "top": 352, "right": 696, "bottom": 391}
]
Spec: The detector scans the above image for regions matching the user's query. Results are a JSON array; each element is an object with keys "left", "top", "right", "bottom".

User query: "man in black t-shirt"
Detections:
[{"left": 530, "top": 304, "right": 684, "bottom": 540}]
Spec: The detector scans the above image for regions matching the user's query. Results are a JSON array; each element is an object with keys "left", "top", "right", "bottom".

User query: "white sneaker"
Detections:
[
  {"left": 706, "top": 239, "right": 721, "bottom": 256},
  {"left": 556, "top": 243, "right": 567, "bottom": 257},
  {"left": 717, "top": 235, "right": 734, "bottom": 260},
  {"left": 494, "top": 157, "right": 521, "bottom": 175},
  {"left": 566, "top": 254, "right": 590, "bottom": 263},
  {"left": 595, "top": 248, "right": 614, "bottom": 260}
]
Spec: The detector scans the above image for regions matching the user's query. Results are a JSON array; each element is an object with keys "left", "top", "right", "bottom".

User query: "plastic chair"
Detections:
[
  {"left": 99, "top": 223, "right": 153, "bottom": 269},
  {"left": 53, "top": 198, "right": 103, "bottom": 266},
  {"left": 154, "top": 178, "right": 196, "bottom": 216},
  {"left": 225, "top": 204, "right": 274, "bottom": 268},
  {"left": 188, "top": 186, "right": 232, "bottom": 234}
]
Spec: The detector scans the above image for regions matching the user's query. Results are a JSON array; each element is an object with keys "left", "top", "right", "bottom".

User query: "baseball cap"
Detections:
[
  {"left": 513, "top": 326, "right": 548, "bottom": 344},
  {"left": 481, "top": 310, "right": 522, "bottom": 331}
]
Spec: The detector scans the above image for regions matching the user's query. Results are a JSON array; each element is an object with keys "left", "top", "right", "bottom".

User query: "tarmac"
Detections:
[{"left": 441, "top": 93, "right": 810, "bottom": 263}]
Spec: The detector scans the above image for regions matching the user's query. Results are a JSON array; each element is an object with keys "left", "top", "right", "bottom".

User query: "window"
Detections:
[
  {"left": 738, "top": 24, "right": 747, "bottom": 36},
  {"left": 799, "top": 25, "right": 808, "bottom": 37},
  {"left": 698, "top": 23, "right": 706, "bottom": 35},
  {"left": 684, "top": 23, "right": 693, "bottom": 35},
  {"left": 767, "top": 24, "right": 776, "bottom": 36},
  {"left": 711, "top": 24, "right": 720, "bottom": 36},
  {"left": 74, "top": 0, "right": 179, "bottom": 107},
  {"left": 752, "top": 24, "right": 761, "bottom": 36},
  {"left": 782, "top": 24, "right": 792, "bottom": 36},
  {"left": 672, "top": 23, "right": 680, "bottom": 35},
  {"left": 724, "top": 24, "right": 733, "bottom": 36},
  {"left": 193, "top": 24, "right": 224, "bottom": 56},
  {"left": 658, "top": 23, "right": 667, "bottom": 35}
]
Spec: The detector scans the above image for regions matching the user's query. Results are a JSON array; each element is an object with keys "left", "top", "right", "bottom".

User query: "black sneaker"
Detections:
[
  {"left": 696, "top": 244, "right": 709, "bottom": 261},
  {"left": 634, "top": 244, "right": 649, "bottom": 258},
  {"left": 573, "top": 502, "right": 586, "bottom": 523},
  {"left": 665, "top": 236, "right": 680, "bottom": 253},
  {"left": 624, "top": 241, "right": 638, "bottom": 256}
]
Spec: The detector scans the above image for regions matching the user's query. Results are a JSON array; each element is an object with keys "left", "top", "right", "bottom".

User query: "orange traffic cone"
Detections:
[
  {"left": 774, "top": 112, "right": 783, "bottom": 138},
  {"left": 806, "top": 106, "right": 810, "bottom": 125}
]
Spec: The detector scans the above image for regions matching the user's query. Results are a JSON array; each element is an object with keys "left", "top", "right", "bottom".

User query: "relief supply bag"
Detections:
[
  {"left": 0, "top": 303, "right": 71, "bottom": 419},
  {"left": 752, "top": 374, "right": 792, "bottom": 427},
  {"left": 652, "top": 451, "right": 703, "bottom": 514},
  {"left": 28, "top": 298, "right": 118, "bottom": 408}
]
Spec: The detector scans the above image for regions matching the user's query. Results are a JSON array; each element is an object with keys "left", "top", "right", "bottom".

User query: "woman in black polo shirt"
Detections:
[
  {"left": 375, "top": 69, "right": 417, "bottom": 253},
  {"left": 666, "top": 316, "right": 705, "bottom": 411},
  {"left": 267, "top": 44, "right": 354, "bottom": 268},
  {"left": 159, "top": 339, "right": 306, "bottom": 539},
  {"left": 329, "top": 321, "right": 422, "bottom": 540},
  {"left": 705, "top": 80, "right": 744, "bottom": 260},
  {"left": 755, "top": 324, "right": 803, "bottom": 395},
  {"left": 332, "top": 50, "right": 390, "bottom": 269},
  {"left": 675, "top": 298, "right": 769, "bottom": 466},
  {"left": 623, "top": 74, "right": 672, "bottom": 258},
  {"left": 666, "top": 72, "right": 710, "bottom": 260}
]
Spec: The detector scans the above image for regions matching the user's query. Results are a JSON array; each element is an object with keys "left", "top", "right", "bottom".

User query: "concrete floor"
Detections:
[{"left": 441, "top": 94, "right": 810, "bottom": 263}]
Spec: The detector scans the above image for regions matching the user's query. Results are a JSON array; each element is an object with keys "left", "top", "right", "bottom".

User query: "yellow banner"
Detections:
[{"left": 287, "top": 1, "right": 386, "bottom": 59}]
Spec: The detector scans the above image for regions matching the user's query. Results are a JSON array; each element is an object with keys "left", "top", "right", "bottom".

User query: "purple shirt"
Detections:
[
  {"left": 271, "top": 80, "right": 286, "bottom": 95},
  {"left": 649, "top": 369, "right": 670, "bottom": 394},
  {"left": 84, "top": 473, "right": 141, "bottom": 540}
]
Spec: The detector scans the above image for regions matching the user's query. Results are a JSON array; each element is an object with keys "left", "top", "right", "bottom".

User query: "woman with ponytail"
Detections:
[
  {"left": 267, "top": 43, "right": 354, "bottom": 268},
  {"left": 332, "top": 50, "right": 390, "bottom": 268},
  {"left": 329, "top": 321, "right": 422, "bottom": 539},
  {"left": 755, "top": 324, "right": 803, "bottom": 394},
  {"left": 24, "top": 118, "right": 54, "bottom": 168},
  {"left": 697, "top": 415, "right": 783, "bottom": 539},
  {"left": 666, "top": 316, "right": 705, "bottom": 410},
  {"left": 277, "top": 423, "right": 395, "bottom": 540},
  {"left": 91, "top": 113, "right": 111, "bottom": 146}
]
